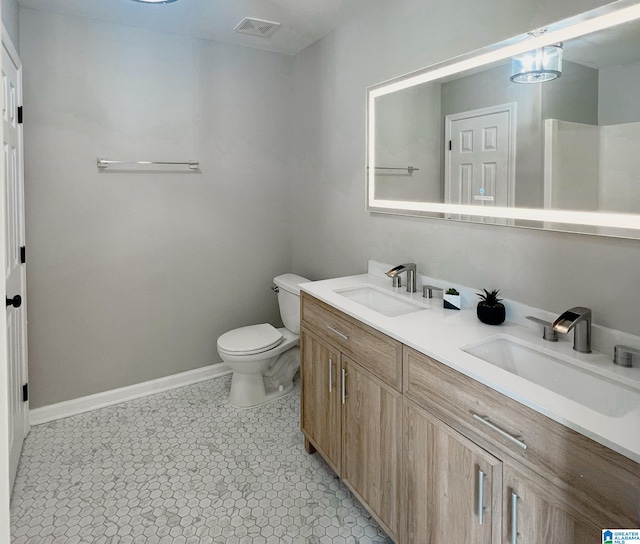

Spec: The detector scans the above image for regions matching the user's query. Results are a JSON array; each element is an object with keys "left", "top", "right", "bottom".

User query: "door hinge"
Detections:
[
  {"left": 22, "top": 383, "right": 28, "bottom": 402},
  {"left": 449, "top": 140, "right": 452, "bottom": 151},
  {"left": 17, "top": 106, "right": 23, "bottom": 124},
  {"left": 20, "top": 246, "right": 26, "bottom": 264}
]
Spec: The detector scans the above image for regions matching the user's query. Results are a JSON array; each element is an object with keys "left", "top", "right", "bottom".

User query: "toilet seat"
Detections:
[{"left": 217, "top": 324, "right": 284, "bottom": 356}]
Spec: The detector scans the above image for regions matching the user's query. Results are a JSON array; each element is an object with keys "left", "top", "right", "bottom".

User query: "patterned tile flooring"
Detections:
[{"left": 10, "top": 375, "right": 393, "bottom": 544}]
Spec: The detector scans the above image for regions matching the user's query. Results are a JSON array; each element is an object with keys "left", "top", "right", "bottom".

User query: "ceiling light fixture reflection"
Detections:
[{"left": 510, "top": 43, "right": 563, "bottom": 83}]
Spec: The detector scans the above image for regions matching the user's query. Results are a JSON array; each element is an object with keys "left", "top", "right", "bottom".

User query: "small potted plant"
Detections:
[
  {"left": 443, "top": 288, "right": 461, "bottom": 310},
  {"left": 477, "top": 289, "right": 506, "bottom": 325}
]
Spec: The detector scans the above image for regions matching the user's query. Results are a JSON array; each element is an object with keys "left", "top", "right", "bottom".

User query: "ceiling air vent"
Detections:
[{"left": 234, "top": 17, "right": 281, "bottom": 38}]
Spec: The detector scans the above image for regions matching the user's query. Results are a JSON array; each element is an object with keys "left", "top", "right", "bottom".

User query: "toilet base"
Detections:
[{"left": 228, "top": 371, "right": 295, "bottom": 408}]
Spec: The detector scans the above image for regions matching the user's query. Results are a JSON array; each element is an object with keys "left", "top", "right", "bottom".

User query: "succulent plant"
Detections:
[
  {"left": 477, "top": 289, "right": 503, "bottom": 306},
  {"left": 446, "top": 288, "right": 459, "bottom": 296}
]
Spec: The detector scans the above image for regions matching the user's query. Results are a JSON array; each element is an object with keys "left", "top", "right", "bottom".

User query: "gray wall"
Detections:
[
  {"left": 599, "top": 61, "right": 640, "bottom": 125},
  {"left": 541, "top": 60, "right": 599, "bottom": 124},
  {"left": 290, "top": 0, "right": 640, "bottom": 336},
  {"left": 374, "top": 83, "right": 442, "bottom": 202},
  {"left": 2, "top": 0, "right": 20, "bottom": 51},
  {"left": 21, "top": 9, "right": 293, "bottom": 408}
]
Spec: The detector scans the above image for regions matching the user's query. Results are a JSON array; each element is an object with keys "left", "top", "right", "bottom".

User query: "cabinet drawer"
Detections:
[
  {"left": 404, "top": 347, "right": 640, "bottom": 528},
  {"left": 301, "top": 293, "right": 402, "bottom": 390}
]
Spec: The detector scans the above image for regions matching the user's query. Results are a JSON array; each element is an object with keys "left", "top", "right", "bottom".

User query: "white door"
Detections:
[
  {"left": 445, "top": 104, "right": 516, "bottom": 222},
  {"left": 2, "top": 32, "right": 28, "bottom": 491}
]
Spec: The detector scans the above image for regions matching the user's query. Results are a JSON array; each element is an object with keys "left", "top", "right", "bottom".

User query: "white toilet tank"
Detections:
[{"left": 273, "top": 273, "right": 309, "bottom": 334}]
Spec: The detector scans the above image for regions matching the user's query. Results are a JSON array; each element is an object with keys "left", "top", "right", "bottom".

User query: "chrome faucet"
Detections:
[
  {"left": 386, "top": 263, "right": 417, "bottom": 293},
  {"left": 552, "top": 307, "right": 592, "bottom": 353}
]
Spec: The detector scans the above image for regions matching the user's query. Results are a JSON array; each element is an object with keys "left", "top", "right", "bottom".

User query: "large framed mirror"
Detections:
[{"left": 366, "top": 0, "right": 640, "bottom": 238}]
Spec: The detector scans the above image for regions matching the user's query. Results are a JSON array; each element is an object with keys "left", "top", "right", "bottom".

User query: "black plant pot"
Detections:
[{"left": 477, "top": 302, "right": 506, "bottom": 325}]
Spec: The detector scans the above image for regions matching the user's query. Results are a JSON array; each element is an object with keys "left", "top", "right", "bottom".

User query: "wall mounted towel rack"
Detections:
[
  {"left": 370, "top": 166, "right": 419, "bottom": 174},
  {"left": 97, "top": 159, "right": 199, "bottom": 170}
]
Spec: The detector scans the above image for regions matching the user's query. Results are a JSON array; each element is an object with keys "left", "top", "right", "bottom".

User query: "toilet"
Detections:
[{"left": 216, "top": 273, "right": 309, "bottom": 408}]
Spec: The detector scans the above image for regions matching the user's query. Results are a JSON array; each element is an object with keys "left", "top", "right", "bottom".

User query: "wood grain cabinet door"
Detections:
[
  {"left": 404, "top": 399, "right": 502, "bottom": 544},
  {"left": 341, "top": 357, "right": 403, "bottom": 541},
  {"left": 300, "top": 329, "right": 342, "bottom": 473},
  {"left": 503, "top": 463, "right": 601, "bottom": 544}
]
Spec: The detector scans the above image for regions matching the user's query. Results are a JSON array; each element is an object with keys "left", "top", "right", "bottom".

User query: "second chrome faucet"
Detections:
[
  {"left": 552, "top": 307, "right": 592, "bottom": 353},
  {"left": 386, "top": 263, "right": 417, "bottom": 293}
]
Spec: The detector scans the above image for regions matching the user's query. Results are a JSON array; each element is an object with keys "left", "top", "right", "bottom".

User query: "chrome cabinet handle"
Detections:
[
  {"left": 511, "top": 492, "right": 519, "bottom": 544},
  {"left": 328, "top": 358, "right": 333, "bottom": 393},
  {"left": 472, "top": 413, "right": 527, "bottom": 450},
  {"left": 341, "top": 368, "right": 347, "bottom": 405},
  {"left": 327, "top": 325, "right": 349, "bottom": 341},
  {"left": 477, "top": 469, "right": 485, "bottom": 525}
]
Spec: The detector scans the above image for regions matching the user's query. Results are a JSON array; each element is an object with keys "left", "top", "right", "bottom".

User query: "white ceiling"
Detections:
[
  {"left": 17, "top": 0, "right": 379, "bottom": 55},
  {"left": 17, "top": 1, "right": 640, "bottom": 67}
]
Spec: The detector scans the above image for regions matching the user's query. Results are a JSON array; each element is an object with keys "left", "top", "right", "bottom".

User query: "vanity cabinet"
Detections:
[
  {"left": 502, "top": 463, "right": 601, "bottom": 544},
  {"left": 300, "top": 293, "right": 402, "bottom": 389},
  {"left": 300, "top": 330, "right": 341, "bottom": 472},
  {"left": 404, "top": 399, "right": 501, "bottom": 544},
  {"left": 404, "top": 395, "right": 602, "bottom": 544},
  {"left": 300, "top": 293, "right": 639, "bottom": 544},
  {"left": 341, "top": 356, "right": 403, "bottom": 539},
  {"left": 404, "top": 346, "right": 639, "bottom": 542},
  {"left": 300, "top": 293, "right": 403, "bottom": 541}
]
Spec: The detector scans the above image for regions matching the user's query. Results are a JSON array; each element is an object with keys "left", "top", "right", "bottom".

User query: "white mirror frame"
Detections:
[{"left": 366, "top": 0, "right": 640, "bottom": 237}]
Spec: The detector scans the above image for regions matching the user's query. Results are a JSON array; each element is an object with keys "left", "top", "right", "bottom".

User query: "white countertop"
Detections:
[{"left": 300, "top": 271, "right": 640, "bottom": 464}]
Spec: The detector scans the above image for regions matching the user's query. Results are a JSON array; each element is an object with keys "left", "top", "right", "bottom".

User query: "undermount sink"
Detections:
[
  {"left": 462, "top": 335, "right": 640, "bottom": 418},
  {"left": 334, "top": 285, "right": 427, "bottom": 317}
]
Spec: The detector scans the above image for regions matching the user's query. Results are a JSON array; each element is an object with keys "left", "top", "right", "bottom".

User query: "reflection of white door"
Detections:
[
  {"left": 2, "top": 29, "right": 28, "bottom": 491},
  {"left": 445, "top": 103, "right": 516, "bottom": 221}
]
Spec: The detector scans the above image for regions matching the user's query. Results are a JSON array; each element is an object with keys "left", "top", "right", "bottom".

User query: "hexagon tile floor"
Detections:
[{"left": 10, "top": 374, "right": 393, "bottom": 544}]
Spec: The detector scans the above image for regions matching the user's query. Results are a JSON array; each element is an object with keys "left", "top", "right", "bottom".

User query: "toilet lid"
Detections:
[{"left": 217, "top": 324, "right": 284, "bottom": 355}]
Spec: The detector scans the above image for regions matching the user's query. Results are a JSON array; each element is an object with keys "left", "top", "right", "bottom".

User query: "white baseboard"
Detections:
[{"left": 29, "top": 363, "right": 232, "bottom": 426}]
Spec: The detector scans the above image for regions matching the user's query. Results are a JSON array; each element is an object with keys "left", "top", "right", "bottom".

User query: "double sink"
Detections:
[
  {"left": 334, "top": 285, "right": 427, "bottom": 317},
  {"left": 334, "top": 283, "right": 640, "bottom": 419},
  {"left": 462, "top": 334, "right": 640, "bottom": 418}
]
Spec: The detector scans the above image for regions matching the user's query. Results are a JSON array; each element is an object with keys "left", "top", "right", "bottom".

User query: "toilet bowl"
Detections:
[{"left": 216, "top": 273, "right": 309, "bottom": 407}]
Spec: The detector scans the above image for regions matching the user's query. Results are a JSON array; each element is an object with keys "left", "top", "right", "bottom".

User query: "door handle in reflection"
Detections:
[{"left": 6, "top": 295, "right": 21, "bottom": 308}]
